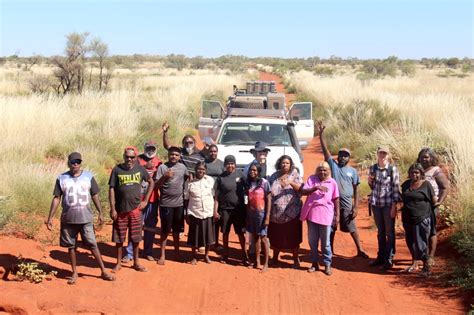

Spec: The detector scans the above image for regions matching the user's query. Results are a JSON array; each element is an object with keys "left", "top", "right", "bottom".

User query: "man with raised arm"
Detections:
[{"left": 317, "top": 121, "right": 368, "bottom": 259}]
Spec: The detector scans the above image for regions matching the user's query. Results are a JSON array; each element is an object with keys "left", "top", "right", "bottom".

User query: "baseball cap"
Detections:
[
  {"left": 68, "top": 152, "right": 82, "bottom": 162},
  {"left": 224, "top": 155, "right": 236, "bottom": 165},
  {"left": 377, "top": 146, "right": 390, "bottom": 154},
  {"left": 338, "top": 148, "right": 351, "bottom": 156},
  {"left": 144, "top": 140, "right": 157, "bottom": 150}
]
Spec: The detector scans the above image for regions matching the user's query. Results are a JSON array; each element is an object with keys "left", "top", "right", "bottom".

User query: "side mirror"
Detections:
[
  {"left": 299, "top": 140, "right": 308, "bottom": 149},
  {"left": 210, "top": 114, "right": 218, "bottom": 119},
  {"left": 292, "top": 116, "right": 300, "bottom": 122}
]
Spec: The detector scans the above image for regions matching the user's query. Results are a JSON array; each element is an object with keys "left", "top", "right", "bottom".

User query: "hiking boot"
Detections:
[
  {"left": 369, "top": 258, "right": 384, "bottom": 267},
  {"left": 324, "top": 265, "right": 332, "bottom": 276}
]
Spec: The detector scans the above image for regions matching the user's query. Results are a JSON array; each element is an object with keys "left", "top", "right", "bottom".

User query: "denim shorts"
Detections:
[
  {"left": 246, "top": 210, "right": 268, "bottom": 236},
  {"left": 60, "top": 221, "right": 98, "bottom": 249}
]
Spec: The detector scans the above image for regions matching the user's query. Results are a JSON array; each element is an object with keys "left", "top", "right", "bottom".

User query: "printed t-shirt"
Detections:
[
  {"left": 247, "top": 179, "right": 270, "bottom": 211},
  {"left": 108, "top": 163, "right": 150, "bottom": 213},
  {"left": 328, "top": 158, "right": 359, "bottom": 210},
  {"left": 215, "top": 170, "right": 245, "bottom": 210},
  {"left": 53, "top": 170, "right": 99, "bottom": 224},
  {"left": 155, "top": 162, "right": 187, "bottom": 207},
  {"left": 300, "top": 175, "right": 339, "bottom": 226}
]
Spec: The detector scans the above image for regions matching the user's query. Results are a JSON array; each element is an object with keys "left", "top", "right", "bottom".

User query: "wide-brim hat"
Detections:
[{"left": 250, "top": 141, "right": 270, "bottom": 154}]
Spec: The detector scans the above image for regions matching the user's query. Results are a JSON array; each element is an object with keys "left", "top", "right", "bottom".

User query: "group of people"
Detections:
[{"left": 45, "top": 121, "right": 448, "bottom": 284}]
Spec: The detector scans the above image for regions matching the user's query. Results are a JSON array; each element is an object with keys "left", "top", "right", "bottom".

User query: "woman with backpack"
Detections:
[{"left": 368, "top": 146, "right": 401, "bottom": 271}]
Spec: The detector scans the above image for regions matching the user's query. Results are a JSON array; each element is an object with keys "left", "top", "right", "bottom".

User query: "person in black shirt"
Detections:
[
  {"left": 401, "top": 163, "right": 439, "bottom": 275},
  {"left": 214, "top": 155, "right": 249, "bottom": 265}
]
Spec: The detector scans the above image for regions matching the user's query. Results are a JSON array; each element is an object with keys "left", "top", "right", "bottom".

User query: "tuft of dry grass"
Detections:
[{"left": 0, "top": 62, "right": 247, "bottom": 233}]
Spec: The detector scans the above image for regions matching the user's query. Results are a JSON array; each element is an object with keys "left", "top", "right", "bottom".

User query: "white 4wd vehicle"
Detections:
[{"left": 198, "top": 98, "right": 314, "bottom": 177}]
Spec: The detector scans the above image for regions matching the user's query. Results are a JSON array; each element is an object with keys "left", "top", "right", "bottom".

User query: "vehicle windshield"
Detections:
[{"left": 218, "top": 122, "right": 291, "bottom": 146}]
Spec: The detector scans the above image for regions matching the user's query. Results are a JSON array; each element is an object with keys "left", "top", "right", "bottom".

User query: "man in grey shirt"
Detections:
[{"left": 155, "top": 146, "right": 188, "bottom": 265}]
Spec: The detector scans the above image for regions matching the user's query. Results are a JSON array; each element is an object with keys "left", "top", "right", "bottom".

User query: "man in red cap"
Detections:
[{"left": 109, "top": 146, "right": 154, "bottom": 273}]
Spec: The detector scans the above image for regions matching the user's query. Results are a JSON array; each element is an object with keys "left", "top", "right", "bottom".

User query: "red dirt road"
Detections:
[{"left": 0, "top": 73, "right": 466, "bottom": 314}]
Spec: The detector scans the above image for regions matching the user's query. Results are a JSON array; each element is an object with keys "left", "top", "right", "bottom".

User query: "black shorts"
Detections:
[
  {"left": 339, "top": 206, "right": 357, "bottom": 233},
  {"left": 160, "top": 206, "right": 184, "bottom": 235},
  {"left": 219, "top": 208, "right": 245, "bottom": 235}
]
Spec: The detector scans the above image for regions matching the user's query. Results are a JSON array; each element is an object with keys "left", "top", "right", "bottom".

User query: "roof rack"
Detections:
[{"left": 227, "top": 108, "right": 287, "bottom": 119}]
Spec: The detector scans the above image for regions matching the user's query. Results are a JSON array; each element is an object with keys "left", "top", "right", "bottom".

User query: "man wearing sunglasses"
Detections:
[
  {"left": 46, "top": 152, "right": 115, "bottom": 284},
  {"left": 109, "top": 146, "right": 154, "bottom": 273},
  {"left": 162, "top": 122, "right": 205, "bottom": 180}
]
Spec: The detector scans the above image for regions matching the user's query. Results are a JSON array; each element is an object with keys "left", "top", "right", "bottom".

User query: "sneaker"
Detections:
[
  {"left": 369, "top": 258, "right": 384, "bottom": 267},
  {"left": 198, "top": 247, "right": 205, "bottom": 254},
  {"left": 324, "top": 265, "right": 332, "bottom": 276}
]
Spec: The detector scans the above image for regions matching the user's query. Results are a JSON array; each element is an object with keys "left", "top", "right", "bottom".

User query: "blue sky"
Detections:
[{"left": 0, "top": 0, "right": 472, "bottom": 58}]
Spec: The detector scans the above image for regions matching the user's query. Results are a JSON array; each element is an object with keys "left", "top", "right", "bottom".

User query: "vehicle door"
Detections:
[
  {"left": 289, "top": 102, "right": 314, "bottom": 143},
  {"left": 198, "top": 100, "right": 226, "bottom": 141}
]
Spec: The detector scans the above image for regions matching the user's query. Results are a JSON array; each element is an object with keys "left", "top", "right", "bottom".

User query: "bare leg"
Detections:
[
  {"left": 428, "top": 235, "right": 437, "bottom": 261},
  {"left": 67, "top": 248, "right": 78, "bottom": 284},
  {"left": 351, "top": 230, "right": 368, "bottom": 257},
  {"left": 190, "top": 247, "right": 197, "bottom": 265},
  {"left": 204, "top": 245, "right": 211, "bottom": 264},
  {"left": 158, "top": 234, "right": 168, "bottom": 265},
  {"left": 112, "top": 243, "right": 123, "bottom": 273},
  {"left": 237, "top": 233, "right": 249, "bottom": 264},
  {"left": 132, "top": 242, "right": 147, "bottom": 271},
  {"left": 172, "top": 232, "right": 181, "bottom": 261},
  {"left": 292, "top": 247, "right": 300, "bottom": 268},
  {"left": 90, "top": 247, "right": 114, "bottom": 280},
  {"left": 261, "top": 237, "right": 270, "bottom": 273},
  {"left": 271, "top": 248, "right": 280, "bottom": 265},
  {"left": 330, "top": 229, "right": 336, "bottom": 254},
  {"left": 222, "top": 233, "right": 230, "bottom": 261},
  {"left": 255, "top": 234, "right": 261, "bottom": 269}
]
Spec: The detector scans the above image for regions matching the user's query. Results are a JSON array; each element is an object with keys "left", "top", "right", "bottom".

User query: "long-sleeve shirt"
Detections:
[{"left": 369, "top": 163, "right": 401, "bottom": 207}]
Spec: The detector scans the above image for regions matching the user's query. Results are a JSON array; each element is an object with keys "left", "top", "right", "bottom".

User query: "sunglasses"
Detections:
[
  {"left": 125, "top": 155, "right": 136, "bottom": 159},
  {"left": 70, "top": 159, "right": 82, "bottom": 165},
  {"left": 185, "top": 141, "right": 194, "bottom": 145}
]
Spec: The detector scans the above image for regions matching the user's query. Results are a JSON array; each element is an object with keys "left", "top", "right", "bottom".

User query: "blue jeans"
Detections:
[
  {"left": 125, "top": 201, "right": 159, "bottom": 258},
  {"left": 372, "top": 205, "right": 395, "bottom": 264},
  {"left": 307, "top": 221, "right": 332, "bottom": 266}
]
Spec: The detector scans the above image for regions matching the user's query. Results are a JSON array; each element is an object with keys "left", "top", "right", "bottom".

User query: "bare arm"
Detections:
[
  {"left": 162, "top": 122, "right": 171, "bottom": 150},
  {"left": 143, "top": 177, "right": 154, "bottom": 204},
  {"left": 352, "top": 184, "right": 359, "bottom": 218},
  {"left": 264, "top": 192, "right": 272, "bottom": 225},
  {"left": 109, "top": 187, "right": 117, "bottom": 220},
  {"left": 45, "top": 196, "right": 61, "bottom": 230},
  {"left": 317, "top": 121, "right": 331, "bottom": 161},
  {"left": 334, "top": 197, "right": 340, "bottom": 227},
  {"left": 91, "top": 194, "right": 104, "bottom": 225},
  {"left": 434, "top": 172, "right": 449, "bottom": 204}
]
